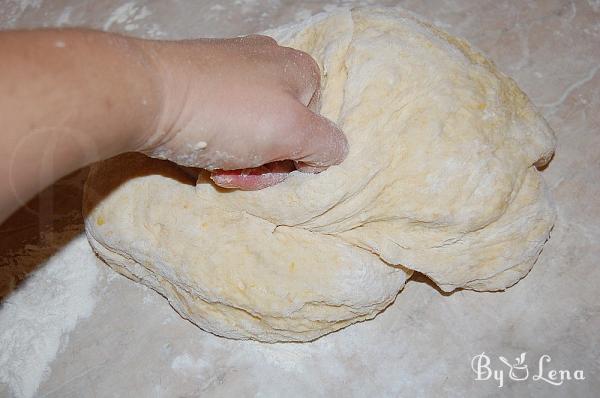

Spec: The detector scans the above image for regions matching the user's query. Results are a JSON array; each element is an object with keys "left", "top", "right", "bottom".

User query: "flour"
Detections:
[
  {"left": 0, "top": 0, "right": 44, "bottom": 27},
  {"left": 15, "top": 0, "right": 44, "bottom": 13},
  {"left": 55, "top": 6, "right": 73, "bottom": 26},
  {"left": 171, "top": 353, "right": 211, "bottom": 375},
  {"left": 0, "top": 231, "right": 99, "bottom": 398},
  {"left": 103, "top": 2, "right": 152, "bottom": 31}
]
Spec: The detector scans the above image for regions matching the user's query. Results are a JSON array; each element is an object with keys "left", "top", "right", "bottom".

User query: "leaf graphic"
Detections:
[{"left": 499, "top": 356, "right": 511, "bottom": 368}]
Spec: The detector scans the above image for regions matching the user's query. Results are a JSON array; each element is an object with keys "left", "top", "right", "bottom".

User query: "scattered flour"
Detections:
[
  {"left": 294, "top": 9, "right": 313, "bottom": 22},
  {"left": 0, "top": 0, "right": 44, "bottom": 27},
  {"left": 55, "top": 6, "right": 73, "bottom": 26},
  {"left": 103, "top": 2, "right": 152, "bottom": 31},
  {"left": 253, "top": 343, "right": 320, "bottom": 372},
  {"left": 0, "top": 233, "right": 99, "bottom": 398},
  {"left": 587, "top": 0, "right": 600, "bottom": 12},
  {"left": 171, "top": 353, "right": 211, "bottom": 375},
  {"left": 15, "top": 0, "right": 44, "bottom": 13},
  {"left": 145, "top": 23, "right": 167, "bottom": 38}
]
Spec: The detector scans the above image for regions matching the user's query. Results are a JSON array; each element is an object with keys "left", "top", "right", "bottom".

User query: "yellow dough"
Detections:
[{"left": 84, "top": 8, "right": 555, "bottom": 342}]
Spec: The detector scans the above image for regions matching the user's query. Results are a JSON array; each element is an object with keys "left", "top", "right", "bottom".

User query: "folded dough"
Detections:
[{"left": 84, "top": 8, "right": 555, "bottom": 342}]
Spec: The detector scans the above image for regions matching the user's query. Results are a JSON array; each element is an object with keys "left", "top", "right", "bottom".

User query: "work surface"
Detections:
[{"left": 1, "top": 1, "right": 599, "bottom": 397}]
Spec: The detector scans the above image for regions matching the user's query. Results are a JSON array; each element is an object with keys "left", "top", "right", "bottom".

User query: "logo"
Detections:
[{"left": 471, "top": 352, "right": 585, "bottom": 388}]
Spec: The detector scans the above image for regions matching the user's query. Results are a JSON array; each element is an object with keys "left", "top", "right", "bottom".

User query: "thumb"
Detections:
[{"left": 289, "top": 105, "right": 348, "bottom": 173}]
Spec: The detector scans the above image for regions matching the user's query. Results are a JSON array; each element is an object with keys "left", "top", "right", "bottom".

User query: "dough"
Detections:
[{"left": 84, "top": 8, "right": 555, "bottom": 342}]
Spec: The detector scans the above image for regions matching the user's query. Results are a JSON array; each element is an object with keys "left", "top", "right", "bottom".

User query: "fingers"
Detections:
[
  {"left": 276, "top": 50, "right": 333, "bottom": 171},
  {"left": 293, "top": 160, "right": 325, "bottom": 174},
  {"left": 282, "top": 102, "right": 348, "bottom": 172},
  {"left": 286, "top": 48, "right": 321, "bottom": 107},
  {"left": 307, "top": 84, "right": 321, "bottom": 112},
  {"left": 210, "top": 101, "right": 348, "bottom": 191},
  {"left": 237, "top": 35, "right": 321, "bottom": 108},
  {"left": 209, "top": 105, "right": 349, "bottom": 191},
  {"left": 210, "top": 160, "right": 295, "bottom": 190},
  {"left": 241, "top": 34, "right": 278, "bottom": 46}
]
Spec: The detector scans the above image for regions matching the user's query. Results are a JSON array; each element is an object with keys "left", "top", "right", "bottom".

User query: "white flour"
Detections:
[
  {"left": 103, "top": 1, "right": 152, "bottom": 31},
  {"left": 0, "top": 231, "right": 99, "bottom": 398}
]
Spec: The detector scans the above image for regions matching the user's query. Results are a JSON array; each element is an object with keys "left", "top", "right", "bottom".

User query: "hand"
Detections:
[{"left": 138, "top": 35, "right": 348, "bottom": 189}]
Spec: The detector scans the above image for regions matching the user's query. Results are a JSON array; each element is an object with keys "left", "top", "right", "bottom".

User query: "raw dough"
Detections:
[{"left": 84, "top": 8, "right": 555, "bottom": 342}]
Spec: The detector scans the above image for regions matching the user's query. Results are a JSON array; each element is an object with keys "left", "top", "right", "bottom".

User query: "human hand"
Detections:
[{"left": 138, "top": 35, "right": 348, "bottom": 189}]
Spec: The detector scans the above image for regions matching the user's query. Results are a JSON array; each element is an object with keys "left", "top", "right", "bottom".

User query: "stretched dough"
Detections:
[{"left": 84, "top": 8, "right": 555, "bottom": 342}]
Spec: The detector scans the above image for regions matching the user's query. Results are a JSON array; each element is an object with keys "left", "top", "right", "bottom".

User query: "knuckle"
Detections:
[
  {"left": 245, "top": 34, "right": 277, "bottom": 46},
  {"left": 296, "top": 50, "right": 321, "bottom": 78},
  {"left": 263, "top": 35, "right": 278, "bottom": 45},
  {"left": 279, "top": 48, "right": 321, "bottom": 99}
]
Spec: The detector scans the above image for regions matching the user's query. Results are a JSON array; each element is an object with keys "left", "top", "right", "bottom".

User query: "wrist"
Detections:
[
  {"left": 75, "top": 31, "right": 168, "bottom": 156},
  {"left": 132, "top": 39, "right": 202, "bottom": 154},
  {"left": 119, "top": 37, "right": 168, "bottom": 153}
]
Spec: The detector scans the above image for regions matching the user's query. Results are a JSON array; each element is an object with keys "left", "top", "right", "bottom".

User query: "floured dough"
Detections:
[{"left": 84, "top": 8, "right": 555, "bottom": 342}]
